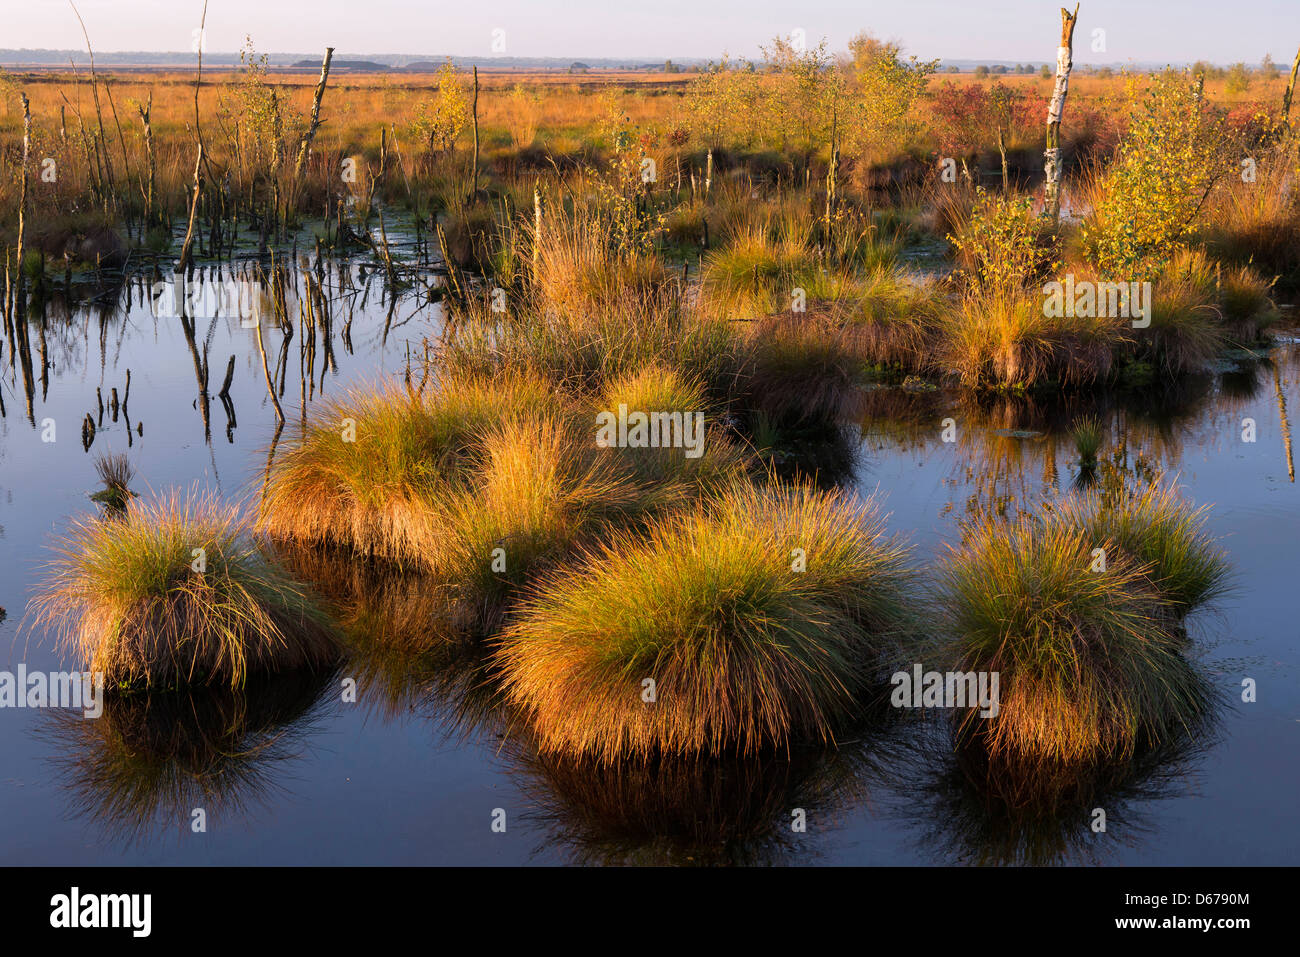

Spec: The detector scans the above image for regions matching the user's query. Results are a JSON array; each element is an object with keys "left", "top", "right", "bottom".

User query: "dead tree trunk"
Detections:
[
  {"left": 178, "top": 144, "right": 204, "bottom": 271},
  {"left": 138, "top": 93, "right": 155, "bottom": 226},
  {"left": 16, "top": 93, "right": 30, "bottom": 315},
  {"left": 470, "top": 66, "right": 481, "bottom": 201},
  {"left": 294, "top": 48, "right": 335, "bottom": 185},
  {"left": 1044, "top": 3, "right": 1080, "bottom": 223},
  {"left": 1283, "top": 45, "right": 1300, "bottom": 129},
  {"left": 998, "top": 127, "right": 1009, "bottom": 192}
]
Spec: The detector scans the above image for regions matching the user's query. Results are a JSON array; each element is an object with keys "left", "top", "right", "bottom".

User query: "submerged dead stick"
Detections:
[{"left": 255, "top": 319, "right": 284, "bottom": 425}]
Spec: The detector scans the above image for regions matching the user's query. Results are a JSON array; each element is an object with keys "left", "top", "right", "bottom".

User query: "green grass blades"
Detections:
[
  {"left": 31, "top": 489, "right": 337, "bottom": 691},
  {"left": 495, "top": 482, "right": 917, "bottom": 762}
]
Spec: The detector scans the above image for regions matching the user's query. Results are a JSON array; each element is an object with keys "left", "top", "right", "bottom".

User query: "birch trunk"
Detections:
[{"left": 1044, "top": 4, "right": 1080, "bottom": 222}]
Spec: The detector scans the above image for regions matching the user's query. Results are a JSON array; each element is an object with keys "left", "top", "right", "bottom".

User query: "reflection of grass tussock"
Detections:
[
  {"left": 510, "top": 717, "right": 900, "bottom": 866},
  {"left": 31, "top": 490, "right": 338, "bottom": 690},
  {"left": 888, "top": 707, "right": 1218, "bottom": 866},
  {"left": 42, "top": 667, "right": 337, "bottom": 845},
  {"left": 938, "top": 516, "right": 1213, "bottom": 766},
  {"left": 275, "top": 542, "right": 505, "bottom": 733},
  {"left": 496, "top": 482, "right": 917, "bottom": 761}
]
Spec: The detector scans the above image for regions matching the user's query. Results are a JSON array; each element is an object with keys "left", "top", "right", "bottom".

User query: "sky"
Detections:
[{"left": 7, "top": 0, "right": 1299, "bottom": 63}]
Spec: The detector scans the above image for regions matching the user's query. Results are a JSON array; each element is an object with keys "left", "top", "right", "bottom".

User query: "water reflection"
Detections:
[
  {"left": 4, "top": 247, "right": 1292, "bottom": 864},
  {"left": 276, "top": 543, "right": 503, "bottom": 738},
  {"left": 40, "top": 666, "right": 340, "bottom": 846},
  {"left": 853, "top": 340, "right": 1299, "bottom": 525},
  {"left": 884, "top": 700, "right": 1223, "bottom": 866},
  {"left": 508, "top": 708, "right": 908, "bottom": 866}
]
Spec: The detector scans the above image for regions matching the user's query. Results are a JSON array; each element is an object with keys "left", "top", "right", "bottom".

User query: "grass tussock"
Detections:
[
  {"left": 744, "top": 314, "right": 863, "bottom": 425},
  {"left": 259, "top": 370, "right": 562, "bottom": 566},
  {"left": 595, "top": 365, "right": 751, "bottom": 506},
  {"left": 31, "top": 490, "right": 337, "bottom": 691},
  {"left": 1048, "top": 483, "right": 1232, "bottom": 615},
  {"left": 90, "top": 453, "right": 136, "bottom": 513},
  {"left": 495, "top": 482, "right": 916, "bottom": 762},
  {"left": 838, "top": 268, "right": 944, "bottom": 371},
  {"left": 700, "top": 225, "right": 821, "bottom": 320},
  {"left": 439, "top": 296, "right": 746, "bottom": 405},
  {"left": 529, "top": 193, "right": 672, "bottom": 317},
  {"left": 1071, "top": 415, "right": 1103, "bottom": 465},
  {"left": 439, "top": 413, "right": 643, "bottom": 625},
  {"left": 938, "top": 515, "right": 1213, "bottom": 766},
  {"left": 940, "top": 290, "right": 1121, "bottom": 390}
]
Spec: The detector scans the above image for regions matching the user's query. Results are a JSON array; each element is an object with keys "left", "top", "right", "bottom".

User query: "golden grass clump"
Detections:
[
  {"left": 438, "top": 294, "right": 746, "bottom": 406},
  {"left": 495, "top": 482, "right": 916, "bottom": 762},
  {"left": 528, "top": 189, "right": 672, "bottom": 318},
  {"left": 439, "top": 413, "right": 644, "bottom": 625},
  {"left": 1048, "top": 483, "right": 1231, "bottom": 616},
  {"left": 839, "top": 268, "right": 944, "bottom": 371},
  {"left": 700, "top": 224, "right": 825, "bottom": 320},
  {"left": 938, "top": 516, "right": 1212, "bottom": 767},
  {"left": 594, "top": 364, "right": 751, "bottom": 508},
  {"left": 31, "top": 491, "right": 337, "bottom": 691},
  {"left": 939, "top": 290, "right": 1121, "bottom": 389},
  {"left": 258, "top": 370, "right": 562, "bottom": 566}
]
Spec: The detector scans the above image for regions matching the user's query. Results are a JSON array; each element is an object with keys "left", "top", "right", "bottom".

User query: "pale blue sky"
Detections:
[{"left": 10, "top": 0, "right": 1298, "bottom": 62}]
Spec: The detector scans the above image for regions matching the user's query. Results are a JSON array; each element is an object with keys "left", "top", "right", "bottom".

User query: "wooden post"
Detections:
[
  {"left": 294, "top": 47, "right": 335, "bottom": 183},
  {"left": 1044, "top": 3, "right": 1080, "bottom": 223}
]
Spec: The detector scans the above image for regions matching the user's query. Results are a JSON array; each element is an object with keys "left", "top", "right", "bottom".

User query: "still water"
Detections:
[{"left": 1, "top": 249, "right": 1296, "bottom": 865}]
